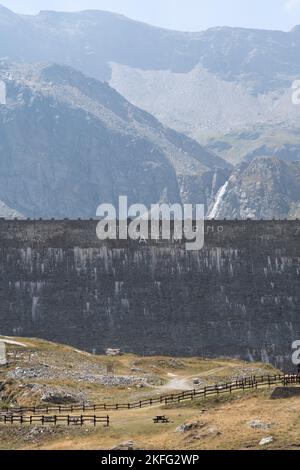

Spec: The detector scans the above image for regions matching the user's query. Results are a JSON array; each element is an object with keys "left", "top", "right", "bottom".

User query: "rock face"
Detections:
[
  {"left": 0, "top": 219, "right": 299, "bottom": 371},
  {"left": 1, "top": 6, "right": 300, "bottom": 165},
  {"left": 208, "top": 157, "right": 300, "bottom": 219},
  {"left": 0, "top": 62, "right": 229, "bottom": 218}
]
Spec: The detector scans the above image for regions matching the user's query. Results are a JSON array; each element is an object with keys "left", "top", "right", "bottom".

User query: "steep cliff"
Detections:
[{"left": 208, "top": 157, "right": 300, "bottom": 219}]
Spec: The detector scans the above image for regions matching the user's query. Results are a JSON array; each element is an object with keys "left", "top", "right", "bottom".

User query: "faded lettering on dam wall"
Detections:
[{"left": 0, "top": 220, "right": 299, "bottom": 370}]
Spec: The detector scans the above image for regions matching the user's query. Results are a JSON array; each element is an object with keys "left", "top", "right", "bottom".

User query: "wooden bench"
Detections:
[{"left": 153, "top": 415, "right": 170, "bottom": 424}]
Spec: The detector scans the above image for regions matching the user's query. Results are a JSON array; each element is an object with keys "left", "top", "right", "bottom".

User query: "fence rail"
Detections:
[
  {"left": 0, "top": 414, "right": 109, "bottom": 427},
  {"left": 0, "top": 374, "right": 299, "bottom": 416}
]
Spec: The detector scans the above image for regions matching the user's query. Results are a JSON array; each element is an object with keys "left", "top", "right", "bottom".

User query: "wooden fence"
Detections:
[
  {"left": 0, "top": 414, "right": 109, "bottom": 427},
  {"left": 1, "top": 374, "right": 299, "bottom": 416}
]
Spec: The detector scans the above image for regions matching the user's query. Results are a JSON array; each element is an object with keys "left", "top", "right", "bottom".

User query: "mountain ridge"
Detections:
[{"left": 1, "top": 4, "right": 299, "bottom": 167}]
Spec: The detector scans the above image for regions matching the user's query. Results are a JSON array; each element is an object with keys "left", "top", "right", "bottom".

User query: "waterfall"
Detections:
[{"left": 207, "top": 180, "right": 229, "bottom": 219}]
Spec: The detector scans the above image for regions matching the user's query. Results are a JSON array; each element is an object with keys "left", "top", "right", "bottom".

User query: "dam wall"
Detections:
[{"left": 0, "top": 219, "right": 299, "bottom": 370}]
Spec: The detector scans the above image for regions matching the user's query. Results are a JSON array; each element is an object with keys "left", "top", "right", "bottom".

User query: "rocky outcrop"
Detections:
[
  {"left": 208, "top": 157, "right": 300, "bottom": 219},
  {"left": 270, "top": 387, "right": 300, "bottom": 399}
]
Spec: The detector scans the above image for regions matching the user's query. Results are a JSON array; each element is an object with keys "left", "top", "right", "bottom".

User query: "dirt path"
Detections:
[
  {"left": 157, "top": 366, "right": 230, "bottom": 392},
  {"left": 156, "top": 361, "right": 247, "bottom": 392},
  {"left": 161, "top": 375, "right": 193, "bottom": 391}
]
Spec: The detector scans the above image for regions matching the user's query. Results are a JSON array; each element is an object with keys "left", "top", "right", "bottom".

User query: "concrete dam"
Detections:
[{"left": 0, "top": 219, "right": 299, "bottom": 371}]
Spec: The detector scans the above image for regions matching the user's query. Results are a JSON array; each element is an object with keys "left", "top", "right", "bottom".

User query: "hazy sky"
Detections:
[{"left": 1, "top": 0, "right": 300, "bottom": 32}]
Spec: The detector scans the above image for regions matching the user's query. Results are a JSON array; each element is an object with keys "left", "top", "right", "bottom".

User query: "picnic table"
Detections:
[{"left": 153, "top": 415, "right": 170, "bottom": 424}]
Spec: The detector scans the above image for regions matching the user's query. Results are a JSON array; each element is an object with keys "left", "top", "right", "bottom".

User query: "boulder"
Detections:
[
  {"left": 111, "top": 441, "right": 137, "bottom": 450},
  {"left": 270, "top": 387, "right": 300, "bottom": 399},
  {"left": 259, "top": 436, "right": 274, "bottom": 446},
  {"left": 176, "top": 421, "right": 205, "bottom": 433},
  {"left": 248, "top": 420, "right": 271, "bottom": 430}
]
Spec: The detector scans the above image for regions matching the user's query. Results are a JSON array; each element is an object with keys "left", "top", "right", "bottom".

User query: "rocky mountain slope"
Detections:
[
  {"left": 205, "top": 125, "right": 300, "bottom": 166},
  {"left": 0, "top": 61, "right": 229, "bottom": 218},
  {"left": 1, "top": 6, "right": 300, "bottom": 218},
  {"left": 208, "top": 157, "right": 300, "bottom": 219},
  {"left": 0, "top": 5, "right": 299, "bottom": 165}
]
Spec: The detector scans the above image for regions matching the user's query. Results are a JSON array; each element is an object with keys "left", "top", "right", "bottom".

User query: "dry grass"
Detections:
[{"left": 1, "top": 389, "right": 299, "bottom": 450}]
